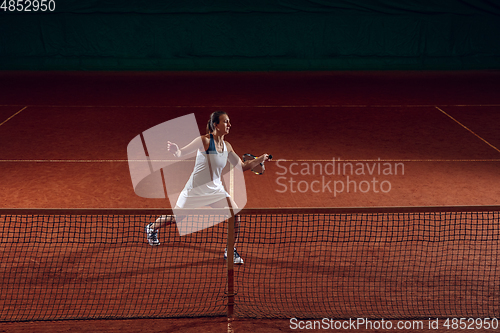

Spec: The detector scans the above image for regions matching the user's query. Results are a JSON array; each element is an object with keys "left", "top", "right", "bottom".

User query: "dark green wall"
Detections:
[{"left": 1, "top": 1, "right": 499, "bottom": 70}]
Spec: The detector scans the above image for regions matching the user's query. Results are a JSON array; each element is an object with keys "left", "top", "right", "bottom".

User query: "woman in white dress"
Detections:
[{"left": 145, "top": 111, "right": 269, "bottom": 264}]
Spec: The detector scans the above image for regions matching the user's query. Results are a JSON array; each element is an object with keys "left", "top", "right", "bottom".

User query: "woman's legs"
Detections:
[
  {"left": 152, "top": 215, "right": 176, "bottom": 230},
  {"left": 209, "top": 197, "right": 243, "bottom": 264},
  {"left": 209, "top": 197, "right": 240, "bottom": 244},
  {"left": 145, "top": 196, "right": 240, "bottom": 257},
  {"left": 145, "top": 214, "right": 177, "bottom": 246}
]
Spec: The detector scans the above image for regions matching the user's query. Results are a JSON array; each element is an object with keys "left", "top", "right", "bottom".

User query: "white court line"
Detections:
[
  {"left": 436, "top": 106, "right": 500, "bottom": 155},
  {"left": 0, "top": 104, "right": 499, "bottom": 108},
  {"left": 0, "top": 106, "right": 28, "bottom": 127},
  {"left": 272, "top": 159, "right": 500, "bottom": 162},
  {"left": 0, "top": 105, "right": 498, "bottom": 162},
  {"left": 0, "top": 159, "right": 499, "bottom": 163}
]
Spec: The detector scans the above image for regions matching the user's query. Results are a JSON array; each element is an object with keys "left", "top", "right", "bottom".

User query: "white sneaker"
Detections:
[
  {"left": 224, "top": 248, "right": 244, "bottom": 264},
  {"left": 145, "top": 223, "right": 160, "bottom": 246}
]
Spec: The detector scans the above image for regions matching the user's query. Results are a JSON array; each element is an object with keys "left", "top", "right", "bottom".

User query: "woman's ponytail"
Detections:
[{"left": 206, "top": 111, "right": 227, "bottom": 134}]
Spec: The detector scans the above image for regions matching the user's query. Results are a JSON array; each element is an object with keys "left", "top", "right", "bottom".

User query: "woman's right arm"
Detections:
[{"left": 168, "top": 136, "right": 209, "bottom": 157}]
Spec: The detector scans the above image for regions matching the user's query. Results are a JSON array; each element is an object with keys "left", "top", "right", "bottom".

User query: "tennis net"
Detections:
[{"left": 0, "top": 206, "right": 499, "bottom": 321}]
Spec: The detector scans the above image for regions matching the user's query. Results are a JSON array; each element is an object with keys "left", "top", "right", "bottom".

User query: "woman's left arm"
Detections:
[{"left": 226, "top": 141, "right": 268, "bottom": 172}]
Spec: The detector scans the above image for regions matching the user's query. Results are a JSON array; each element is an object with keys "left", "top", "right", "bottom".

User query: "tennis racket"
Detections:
[{"left": 242, "top": 153, "right": 273, "bottom": 175}]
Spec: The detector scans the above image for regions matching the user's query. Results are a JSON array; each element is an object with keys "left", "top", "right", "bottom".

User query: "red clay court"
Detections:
[
  {"left": 1, "top": 71, "right": 500, "bottom": 332},
  {"left": 1, "top": 71, "right": 499, "bottom": 208}
]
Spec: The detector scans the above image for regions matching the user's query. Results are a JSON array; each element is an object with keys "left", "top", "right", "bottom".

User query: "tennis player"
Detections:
[{"left": 145, "top": 111, "right": 269, "bottom": 264}]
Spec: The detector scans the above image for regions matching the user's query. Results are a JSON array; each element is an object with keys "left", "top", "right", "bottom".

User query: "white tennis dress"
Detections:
[{"left": 175, "top": 134, "right": 230, "bottom": 208}]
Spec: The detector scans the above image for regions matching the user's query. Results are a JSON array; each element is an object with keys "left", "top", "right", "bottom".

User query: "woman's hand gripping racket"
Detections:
[{"left": 242, "top": 153, "right": 273, "bottom": 175}]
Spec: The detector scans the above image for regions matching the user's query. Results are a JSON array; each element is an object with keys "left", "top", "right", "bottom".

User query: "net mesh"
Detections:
[{"left": 0, "top": 207, "right": 499, "bottom": 321}]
